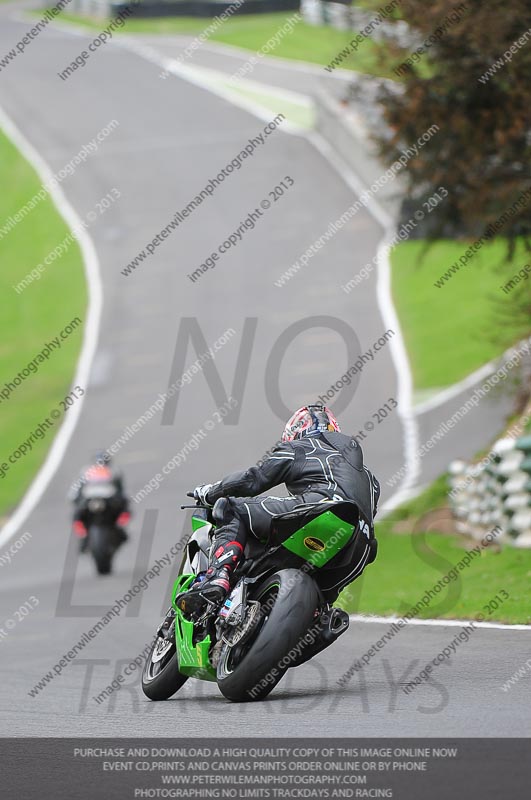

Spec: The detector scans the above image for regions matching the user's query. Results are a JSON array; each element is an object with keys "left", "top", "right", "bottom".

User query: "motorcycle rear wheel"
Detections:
[{"left": 216, "top": 568, "right": 319, "bottom": 702}]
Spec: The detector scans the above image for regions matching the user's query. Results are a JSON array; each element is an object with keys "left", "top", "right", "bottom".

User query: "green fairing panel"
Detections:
[
  {"left": 171, "top": 574, "right": 216, "bottom": 681},
  {"left": 280, "top": 511, "right": 355, "bottom": 567},
  {"left": 191, "top": 516, "right": 212, "bottom": 533}
]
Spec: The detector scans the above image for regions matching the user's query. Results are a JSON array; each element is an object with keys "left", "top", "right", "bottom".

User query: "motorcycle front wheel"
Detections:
[
  {"left": 89, "top": 525, "right": 113, "bottom": 575},
  {"left": 142, "top": 611, "right": 188, "bottom": 701}
]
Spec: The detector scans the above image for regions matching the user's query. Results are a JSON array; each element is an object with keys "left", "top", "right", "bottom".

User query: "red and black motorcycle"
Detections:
[{"left": 73, "top": 482, "right": 129, "bottom": 575}]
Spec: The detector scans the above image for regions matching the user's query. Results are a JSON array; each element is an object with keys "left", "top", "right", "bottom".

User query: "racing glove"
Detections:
[{"left": 193, "top": 484, "right": 214, "bottom": 506}]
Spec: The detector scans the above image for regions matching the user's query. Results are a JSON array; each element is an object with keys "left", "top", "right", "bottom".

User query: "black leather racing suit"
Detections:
[
  {"left": 71, "top": 469, "right": 129, "bottom": 547},
  {"left": 206, "top": 431, "right": 380, "bottom": 601}
]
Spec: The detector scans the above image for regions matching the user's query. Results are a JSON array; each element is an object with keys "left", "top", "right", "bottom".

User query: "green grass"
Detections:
[
  {"left": 339, "top": 478, "right": 531, "bottom": 624},
  {"left": 0, "top": 130, "right": 86, "bottom": 518},
  {"left": 391, "top": 237, "right": 531, "bottom": 390},
  {"left": 43, "top": 11, "right": 393, "bottom": 77}
]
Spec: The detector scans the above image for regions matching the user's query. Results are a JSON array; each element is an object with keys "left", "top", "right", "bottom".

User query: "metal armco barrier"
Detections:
[
  {"left": 449, "top": 434, "right": 531, "bottom": 548},
  {"left": 67, "top": 0, "right": 300, "bottom": 19}
]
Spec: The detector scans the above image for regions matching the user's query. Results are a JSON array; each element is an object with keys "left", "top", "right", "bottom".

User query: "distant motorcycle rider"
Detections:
[
  {"left": 177, "top": 405, "right": 380, "bottom": 617},
  {"left": 70, "top": 451, "right": 130, "bottom": 552}
]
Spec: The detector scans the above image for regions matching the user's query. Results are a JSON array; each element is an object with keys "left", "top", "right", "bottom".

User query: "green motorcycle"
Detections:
[{"left": 142, "top": 498, "right": 370, "bottom": 702}]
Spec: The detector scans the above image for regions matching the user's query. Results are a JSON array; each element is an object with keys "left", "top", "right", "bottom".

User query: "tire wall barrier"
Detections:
[
  {"left": 449, "top": 434, "right": 531, "bottom": 549},
  {"left": 301, "top": 0, "right": 414, "bottom": 47}
]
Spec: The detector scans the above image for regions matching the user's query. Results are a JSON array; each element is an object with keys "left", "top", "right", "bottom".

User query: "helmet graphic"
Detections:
[{"left": 282, "top": 404, "right": 341, "bottom": 442}]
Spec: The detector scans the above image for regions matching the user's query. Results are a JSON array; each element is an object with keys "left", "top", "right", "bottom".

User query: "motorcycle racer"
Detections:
[
  {"left": 177, "top": 405, "right": 380, "bottom": 618},
  {"left": 70, "top": 451, "right": 130, "bottom": 552}
]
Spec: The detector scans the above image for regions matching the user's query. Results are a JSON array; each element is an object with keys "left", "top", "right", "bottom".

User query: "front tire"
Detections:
[
  {"left": 216, "top": 568, "right": 319, "bottom": 702},
  {"left": 142, "top": 613, "right": 188, "bottom": 701}
]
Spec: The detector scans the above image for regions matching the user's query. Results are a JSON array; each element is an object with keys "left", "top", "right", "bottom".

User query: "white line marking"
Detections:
[
  {"left": 19, "top": 21, "right": 416, "bottom": 513},
  {"left": 94, "top": 31, "right": 420, "bottom": 510},
  {"left": 414, "top": 337, "right": 531, "bottom": 416},
  {"left": 349, "top": 613, "right": 531, "bottom": 631},
  {"left": 118, "top": 38, "right": 306, "bottom": 133},
  {"left": 0, "top": 106, "right": 103, "bottom": 549},
  {"left": 2, "top": 27, "right": 522, "bottom": 634},
  {"left": 376, "top": 237, "right": 420, "bottom": 504},
  {"left": 21, "top": 8, "right": 518, "bottom": 432},
  {"left": 145, "top": 41, "right": 419, "bottom": 510},
  {"left": 307, "top": 133, "right": 419, "bottom": 506},
  {"left": 413, "top": 362, "right": 495, "bottom": 415},
  {"left": 197, "top": 39, "right": 356, "bottom": 81},
  {"left": 307, "top": 131, "right": 392, "bottom": 229}
]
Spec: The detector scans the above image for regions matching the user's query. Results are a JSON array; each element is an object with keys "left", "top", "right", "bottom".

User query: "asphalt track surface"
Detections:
[{"left": 1, "top": 8, "right": 529, "bottom": 738}]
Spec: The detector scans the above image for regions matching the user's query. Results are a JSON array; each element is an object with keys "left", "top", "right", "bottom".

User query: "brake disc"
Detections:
[{"left": 221, "top": 601, "right": 262, "bottom": 648}]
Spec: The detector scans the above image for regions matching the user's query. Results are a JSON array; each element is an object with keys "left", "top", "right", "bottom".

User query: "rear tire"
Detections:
[
  {"left": 142, "top": 614, "right": 188, "bottom": 701},
  {"left": 89, "top": 525, "right": 113, "bottom": 575},
  {"left": 216, "top": 568, "right": 319, "bottom": 702}
]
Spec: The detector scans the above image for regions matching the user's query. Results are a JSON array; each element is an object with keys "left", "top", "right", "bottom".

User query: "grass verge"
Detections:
[
  {"left": 339, "top": 477, "right": 531, "bottom": 624},
  {"left": 0, "top": 129, "right": 86, "bottom": 518},
  {"left": 391, "top": 237, "right": 531, "bottom": 390},
  {"left": 41, "top": 11, "right": 394, "bottom": 77}
]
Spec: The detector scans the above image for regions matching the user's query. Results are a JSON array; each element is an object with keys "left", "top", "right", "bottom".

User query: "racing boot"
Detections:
[{"left": 176, "top": 540, "right": 243, "bottom": 619}]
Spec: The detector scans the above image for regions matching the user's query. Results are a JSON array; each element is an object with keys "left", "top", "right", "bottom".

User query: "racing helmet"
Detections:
[
  {"left": 94, "top": 450, "right": 111, "bottom": 467},
  {"left": 281, "top": 404, "right": 341, "bottom": 442}
]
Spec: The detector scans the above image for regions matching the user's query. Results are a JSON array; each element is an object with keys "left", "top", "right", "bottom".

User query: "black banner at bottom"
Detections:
[{"left": 2, "top": 738, "right": 530, "bottom": 799}]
